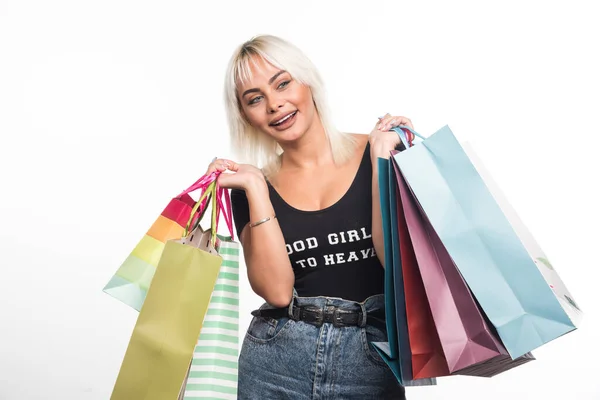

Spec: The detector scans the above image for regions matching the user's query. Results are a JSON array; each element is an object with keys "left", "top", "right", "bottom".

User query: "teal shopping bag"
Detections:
[
  {"left": 371, "top": 157, "right": 436, "bottom": 387},
  {"left": 391, "top": 125, "right": 582, "bottom": 359}
]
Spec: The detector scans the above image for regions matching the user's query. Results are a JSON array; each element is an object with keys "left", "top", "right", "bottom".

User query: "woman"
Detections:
[{"left": 205, "top": 34, "right": 413, "bottom": 399}]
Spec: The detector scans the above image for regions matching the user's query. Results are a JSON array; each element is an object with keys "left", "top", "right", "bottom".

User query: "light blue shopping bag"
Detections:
[{"left": 391, "top": 125, "right": 581, "bottom": 359}]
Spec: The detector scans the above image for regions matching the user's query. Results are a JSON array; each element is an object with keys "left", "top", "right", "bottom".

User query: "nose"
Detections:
[{"left": 268, "top": 95, "right": 284, "bottom": 114}]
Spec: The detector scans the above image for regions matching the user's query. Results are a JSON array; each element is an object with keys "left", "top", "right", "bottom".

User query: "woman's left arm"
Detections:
[{"left": 369, "top": 114, "right": 415, "bottom": 268}]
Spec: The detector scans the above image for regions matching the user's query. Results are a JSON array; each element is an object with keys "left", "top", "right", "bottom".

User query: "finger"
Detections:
[
  {"left": 205, "top": 164, "right": 218, "bottom": 175},
  {"left": 376, "top": 113, "right": 391, "bottom": 130},
  {"left": 224, "top": 160, "right": 240, "bottom": 172},
  {"left": 215, "top": 159, "right": 232, "bottom": 169},
  {"left": 206, "top": 163, "right": 226, "bottom": 175},
  {"left": 215, "top": 160, "right": 228, "bottom": 171},
  {"left": 383, "top": 116, "right": 413, "bottom": 131},
  {"left": 378, "top": 116, "right": 397, "bottom": 131},
  {"left": 214, "top": 159, "right": 240, "bottom": 174},
  {"left": 378, "top": 115, "right": 403, "bottom": 131},
  {"left": 205, "top": 158, "right": 226, "bottom": 175},
  {"left": 217, "top": 159, "right": 239, "bottom": 172}
]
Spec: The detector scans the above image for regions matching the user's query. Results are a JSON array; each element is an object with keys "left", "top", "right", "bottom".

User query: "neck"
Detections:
[{"left": 279, "top": 116, "right": 333, "bottom": 170}]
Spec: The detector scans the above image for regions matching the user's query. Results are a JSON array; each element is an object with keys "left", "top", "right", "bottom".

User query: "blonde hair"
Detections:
[{"left": 224, "top": 34, "right": 357, "bottom": 177}]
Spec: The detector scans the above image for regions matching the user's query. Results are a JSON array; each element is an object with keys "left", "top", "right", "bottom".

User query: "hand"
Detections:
[
  {"left": 377, "top": 113, "right": 414, "bottom": 132},
  {"left": 369, "top": 113, "right": 415, "bottom": 157},
  {"left": 205, "top": 158, "right": 266, "bottom": 191}
]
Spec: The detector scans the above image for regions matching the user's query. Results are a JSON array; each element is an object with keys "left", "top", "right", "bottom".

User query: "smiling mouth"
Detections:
[{"left": 270, "top": 111, "right": 298, "bottom": 126}]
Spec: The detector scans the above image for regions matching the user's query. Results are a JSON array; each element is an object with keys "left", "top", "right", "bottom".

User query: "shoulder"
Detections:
[
  {"left": 347, "top": 131, "right": 405, "bottom": 156},
  {"left": 348, "top": 132, "right": 369, "bottom": 144},
  {"left": 345, "top": 133, "right": 370, "bottom": 153},
  {"left": 344, "top": 133, "right": 371, "bottom": 161}
]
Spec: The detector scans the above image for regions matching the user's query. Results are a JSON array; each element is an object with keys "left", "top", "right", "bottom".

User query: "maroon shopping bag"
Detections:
[{"left": 391, "top": 158, "right": 534, "bottom": 376}]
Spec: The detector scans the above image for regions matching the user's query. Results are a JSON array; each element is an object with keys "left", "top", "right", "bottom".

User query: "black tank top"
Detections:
[{"left": 231, "top": 143, "right": 384, "bottom": 302}]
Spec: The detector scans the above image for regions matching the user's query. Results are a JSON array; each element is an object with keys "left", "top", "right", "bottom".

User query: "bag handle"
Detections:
[
  {"left": 182, "top": 174, "right": 236, "bottom": 243},
  {"left": 390, "top": 125, "right": 426, "bottom": 149},
  {"left": 175, "top": 173, "right": 215, "bottom": 234},
  {"left": 195, "top": 175, "right": 234, "bottom": 240},
  {"left": 178, "top": 172, "right": 218, "bottom": 197},
  {"left": 179, "top": 172, "right": 234, "bottom": 238},
  {"left": 184, "top": 181, "right": 216, "bottom": 237},
  {"left": 215, "top": 182, "right": 235, "bottom": 240},
  {"left": 183, "top": 181, "right": 221, "bottom": 247}
]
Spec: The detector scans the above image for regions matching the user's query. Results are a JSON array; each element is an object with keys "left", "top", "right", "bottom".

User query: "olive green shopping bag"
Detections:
[{"left": 110, "top": 181, "right": 223, "bottom": 400}]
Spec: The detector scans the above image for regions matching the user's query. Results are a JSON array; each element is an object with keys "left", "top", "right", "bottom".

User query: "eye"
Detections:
[
  {"left": 277, "top": 80, "right": 291, "bottom": 90},
  {"left": 248, "top": 95, "right": 263, "bottom": 105}
]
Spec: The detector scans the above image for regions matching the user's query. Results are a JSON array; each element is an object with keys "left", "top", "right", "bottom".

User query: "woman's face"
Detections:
[{"left": 237, "top": 56, "right": 318, "bottom": 144}]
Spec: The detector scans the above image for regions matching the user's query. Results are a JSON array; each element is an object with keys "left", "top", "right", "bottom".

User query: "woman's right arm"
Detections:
[
  {"left": 209, "top": 159, "right": 294, "bottom": 308},
  {"left": 238, "top": 178, "right": 295, "bottom": 308}
]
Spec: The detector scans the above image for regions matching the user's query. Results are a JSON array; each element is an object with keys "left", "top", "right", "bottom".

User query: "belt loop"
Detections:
[
  {"left": 358, "top": 302, "right": 367, "bottom": 328},
  {"left": 287, "top": 289, "right": 298, "bottom": 320}
]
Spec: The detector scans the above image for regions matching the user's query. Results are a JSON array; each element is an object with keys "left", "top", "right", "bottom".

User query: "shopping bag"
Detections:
[
  {"left": 110, "top": 181, "right": 223, "bottom": 400},
  {"left": 462, "top": 143, "right": 583, "bottom": 327},
  {"left": 391, "top": 155, "right": 535, "bottom": 376},
  {"left": 388, "top": 153, "right": 451, "bottom": 379},
  {"left": 391, "top": 125, "right": 581, "bottom": 358},
  {"left": 180, "top": 196, "right": 240, "bottom": 399},
  {"left": 103, "top": 174, "right": 217, "bottom": 311},
  {"left": 371, "top": 158, "right": 436, "bottom": 387}
]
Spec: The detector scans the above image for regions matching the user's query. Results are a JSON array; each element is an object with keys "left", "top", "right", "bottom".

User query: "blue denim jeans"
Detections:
[{"left": 238, "top": 294, "right": 406, "bottom": 399}]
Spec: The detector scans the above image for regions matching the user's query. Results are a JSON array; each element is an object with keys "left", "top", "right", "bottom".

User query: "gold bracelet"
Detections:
[{"left": 249, "top": 215, "right": 277, "bottom": 228}]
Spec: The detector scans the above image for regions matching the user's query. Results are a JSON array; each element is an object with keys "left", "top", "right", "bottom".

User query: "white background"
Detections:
[{"left": 1, "top": 1, "right": 598, "bottom": 399}]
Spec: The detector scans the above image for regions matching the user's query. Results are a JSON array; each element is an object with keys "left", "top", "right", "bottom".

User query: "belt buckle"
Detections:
[
  {"left": 322, "top": 306, "right": 345, "bottom": 328},
  {"left": 300, "top": 305, "right": 347, "bottom": 328},
  {"left": 300, "top": 306, "right": 324, "bottom": 327}
]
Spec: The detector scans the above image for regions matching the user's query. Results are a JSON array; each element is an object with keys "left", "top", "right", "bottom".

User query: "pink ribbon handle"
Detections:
[
  {"left": 178, "top": 172, "right": 218, "bottom": 198},
  {"left": 176, "top": 171, "right": 235, "bottom": 240},
  {"left": 215, "top": 181, "right": 235, "bottom": 240}
]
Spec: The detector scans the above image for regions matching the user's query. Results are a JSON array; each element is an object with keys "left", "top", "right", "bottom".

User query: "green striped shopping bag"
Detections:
[{"left": 181, "top": 235, "right": 240, "bottom": 399}]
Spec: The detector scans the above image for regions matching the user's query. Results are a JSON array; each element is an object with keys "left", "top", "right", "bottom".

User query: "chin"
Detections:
[
  {"left": 277, "top": 128, "right": 303, "bottom": 141},
  {"left": 265, "top": 121, "right": 306, "bottom": 142}
]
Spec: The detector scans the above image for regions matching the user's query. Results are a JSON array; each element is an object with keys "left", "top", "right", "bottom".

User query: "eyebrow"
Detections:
[{"left": 241, "top": 70, "right": 288, "bottom": 98}]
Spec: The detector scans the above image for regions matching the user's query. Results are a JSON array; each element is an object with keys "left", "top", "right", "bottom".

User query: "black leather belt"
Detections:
[{"left": 251, "top": 304, "right": 385, "bottom": 329}]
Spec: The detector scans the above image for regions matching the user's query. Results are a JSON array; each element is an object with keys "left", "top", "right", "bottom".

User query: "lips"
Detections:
[{"left": 269, "top": 111, "right": 298, "bottom": 126}]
